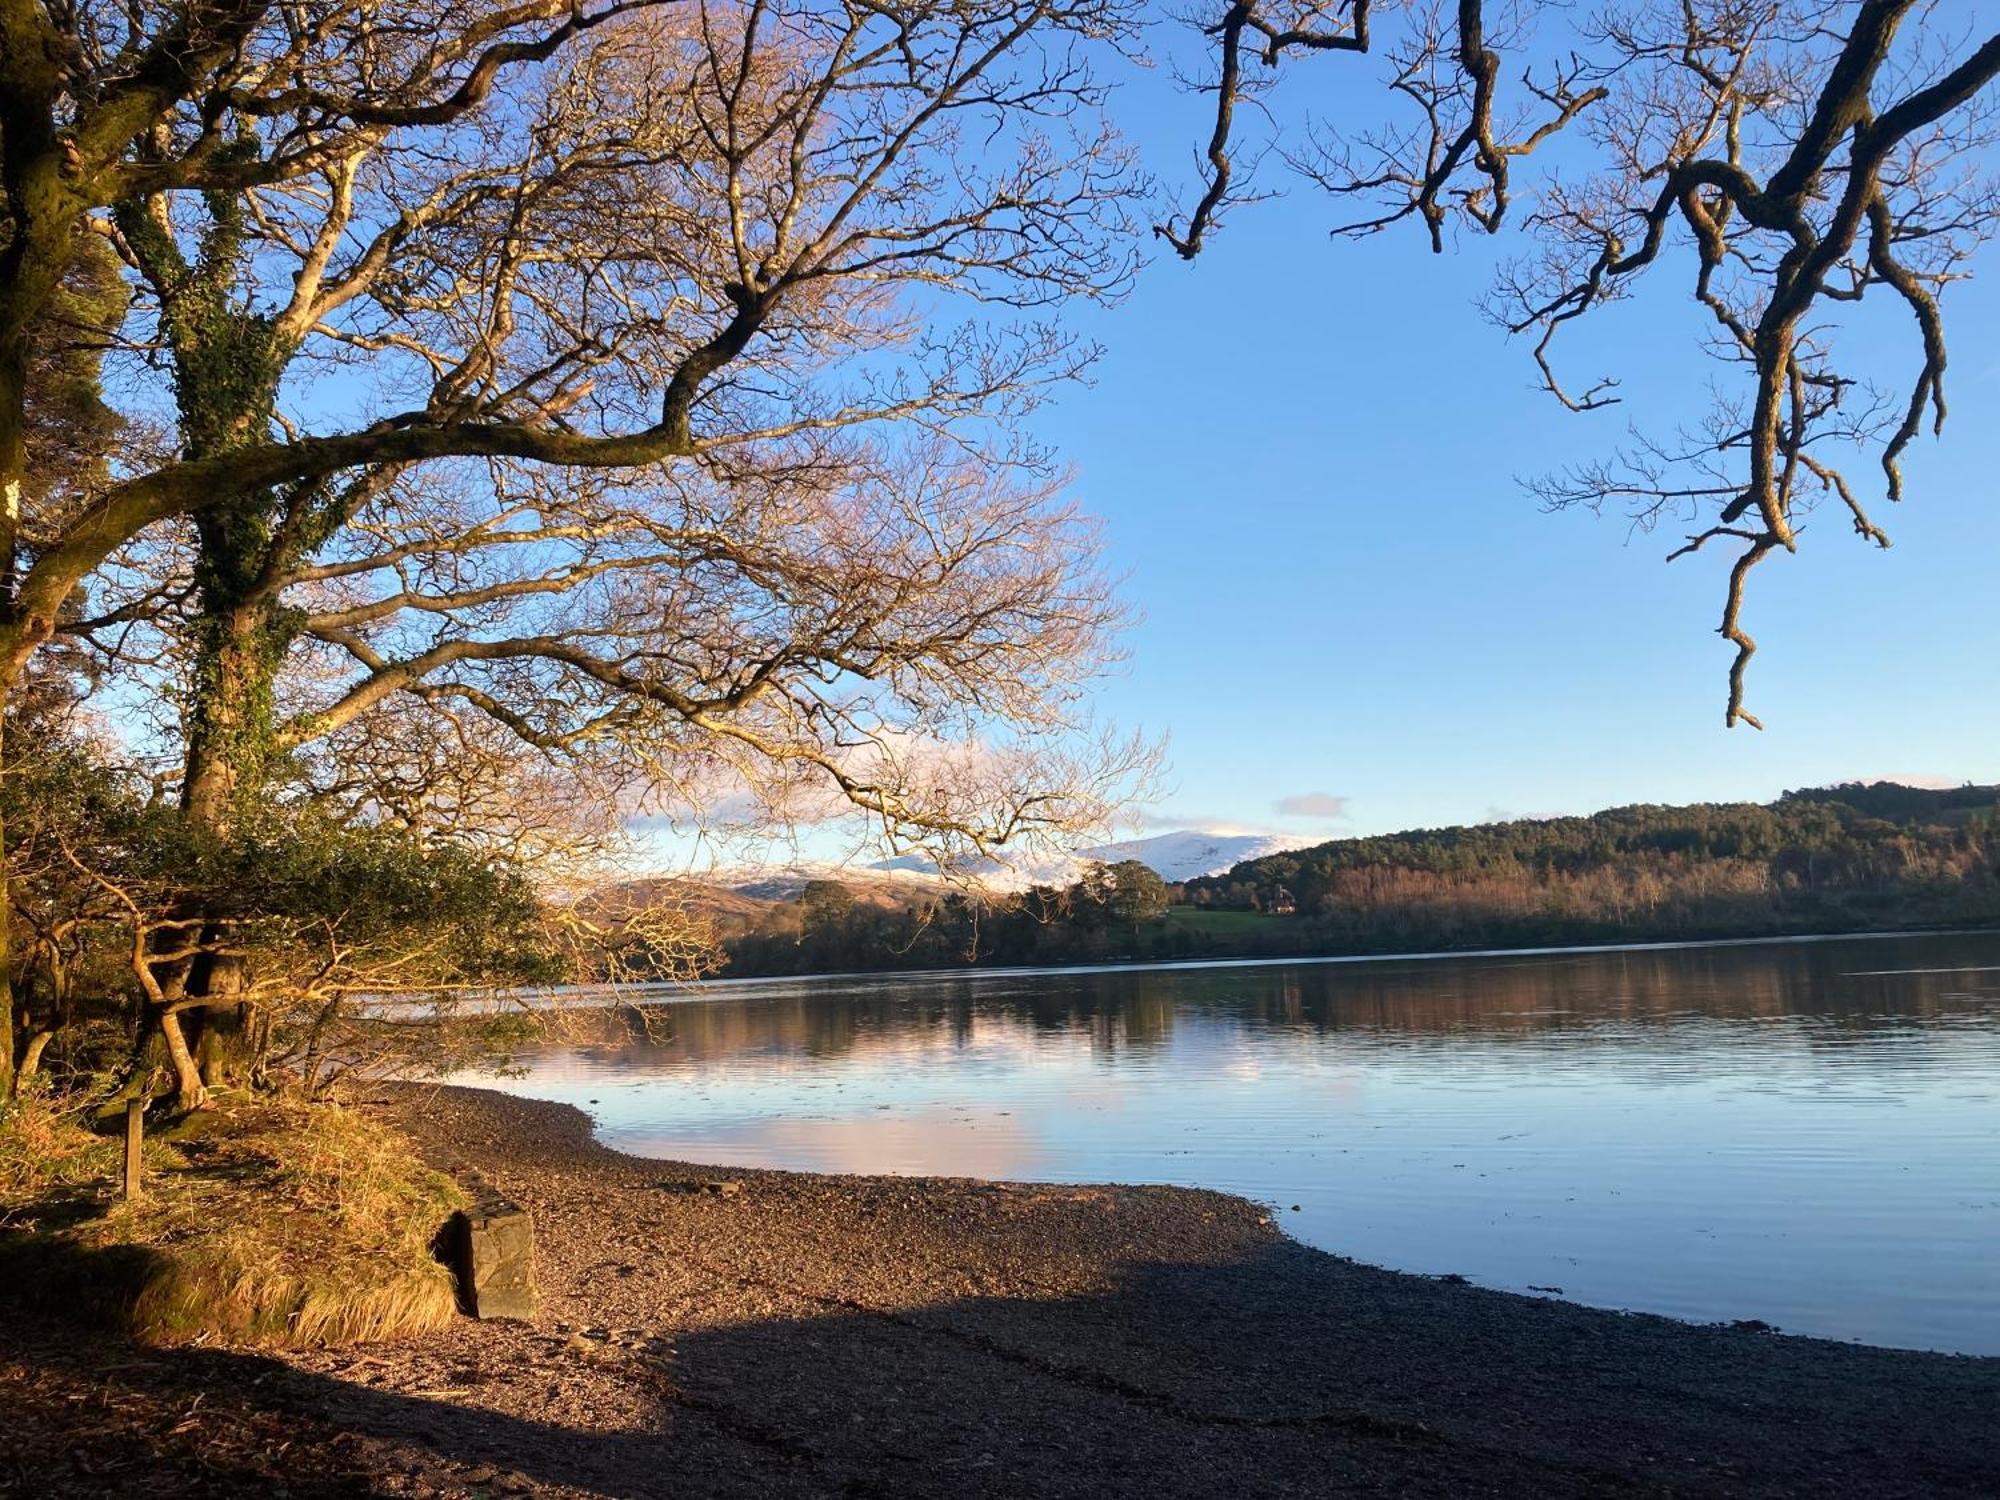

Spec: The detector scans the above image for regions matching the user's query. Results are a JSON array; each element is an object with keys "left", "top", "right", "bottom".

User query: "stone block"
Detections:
[{"left": 442, "top": 1187, "right": 540, "bottom": 1321}]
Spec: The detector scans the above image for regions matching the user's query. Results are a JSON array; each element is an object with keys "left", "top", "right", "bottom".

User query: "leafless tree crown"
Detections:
[{"left": 6, "top": 0, "right": 1159, "bottom": 860}]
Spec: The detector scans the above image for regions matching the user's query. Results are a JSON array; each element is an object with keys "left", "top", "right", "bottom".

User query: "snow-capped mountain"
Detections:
[
  {"left": 723, "top": 865, "right": 941, "bottom": 902},
  {"left": 866, "top": 828, "right": 1314, "bottom": 888},
  {"left": 1075, "top": 829, "right": 1313, "bottom": 883}
]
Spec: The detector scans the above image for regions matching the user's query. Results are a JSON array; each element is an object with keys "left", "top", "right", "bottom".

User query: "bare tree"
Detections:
[
  {"left": 1, "top": 0, "right": 1152, "bottom": 1090},
  {"left": 1161, "top": 0, "right": 2000, "bottom": 728}
]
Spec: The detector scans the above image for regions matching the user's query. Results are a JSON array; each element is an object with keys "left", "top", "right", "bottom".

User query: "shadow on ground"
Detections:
[{"left": 6, "top": 1236, "right": 2000, "bottom": 1500}]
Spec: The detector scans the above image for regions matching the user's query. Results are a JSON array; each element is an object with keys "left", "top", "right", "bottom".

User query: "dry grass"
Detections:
[
  {"left": 0, "top": 1089, "right": 465, "bottom": 1347},
  {"left": 0, "top": 1087, "right": 136, "bottom": 1203}
]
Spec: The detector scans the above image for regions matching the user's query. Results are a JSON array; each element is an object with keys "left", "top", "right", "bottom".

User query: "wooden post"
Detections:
[{"left": 123, "top": 1096, "right": 144, "bottom": 1199}]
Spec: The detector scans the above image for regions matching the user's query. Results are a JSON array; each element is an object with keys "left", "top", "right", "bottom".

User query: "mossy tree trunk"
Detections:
[
  {"left": 117, "top": 167, "right": 317, "bottom": 1108},
  {"left": 175, "top": 504, "right": 310, "bottom": 1098},
  {"left": 165, "top": 466, "right": 303, "bottom": 1106}
]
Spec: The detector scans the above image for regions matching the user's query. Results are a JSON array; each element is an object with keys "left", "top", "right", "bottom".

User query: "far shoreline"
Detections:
[{"left": 525, "top": 919, "right": 2000, "bottom": 1003}]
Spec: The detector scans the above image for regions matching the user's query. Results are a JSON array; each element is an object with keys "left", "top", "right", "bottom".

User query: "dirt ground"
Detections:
[{"left": 5, "top": 1082, "right": 1997, "bottom": 1498}]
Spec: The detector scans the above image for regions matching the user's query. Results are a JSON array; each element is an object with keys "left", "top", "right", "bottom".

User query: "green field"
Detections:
[{"left": 1163, "top": 907, "right": 1288, "bottom": 937}]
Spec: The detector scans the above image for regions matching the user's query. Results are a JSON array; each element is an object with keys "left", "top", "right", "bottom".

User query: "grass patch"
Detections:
[
  {"left": 0, "top": 1086, "right": 134, "bottom": 1202},
  {"left": 0, "top": 1088, "right": 465, "bottom": 1347},
  {"left": 1164, "top": 907, "right": 1289, "bottom": 936}
]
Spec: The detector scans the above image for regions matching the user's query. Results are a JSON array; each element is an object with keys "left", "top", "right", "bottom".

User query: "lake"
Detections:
[{"left": 461, "top": 931, "right": 2000, "bottom": 1355}]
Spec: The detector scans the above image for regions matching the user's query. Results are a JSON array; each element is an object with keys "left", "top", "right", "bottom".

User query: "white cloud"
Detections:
[
  {"left": 1273, "top": 791, "right": 1349, "bottom": 821},
  {"left": 1127, "top": 806, "right": 1277, "bottom": 836}
]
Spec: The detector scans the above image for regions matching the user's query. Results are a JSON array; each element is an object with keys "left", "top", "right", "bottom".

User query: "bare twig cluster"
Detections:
[{"left": 1161, "top": 0, "right": 2000, "bottom": 727}]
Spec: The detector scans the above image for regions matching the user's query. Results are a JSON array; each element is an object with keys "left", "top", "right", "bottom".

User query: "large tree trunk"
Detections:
[
  {"left": 190, "top": 950, "right": 257, "bottom": 1090},
  {"left": 0, "top": 57, "right": 92, "bottom": 1101},
  {"left": 2, "top": 317, "right": 23, "bottom": 1098},
  {"left": 0, "top": 171, "right": 19, "bottom": 1064},
  {"left": 165, "top": 257, "right": 297, "bottom": 1080},
  {"left": 181, "top": 599, "right": 282, "bottom": 826},
  {"left": 173, "top": 584, "right": 289, "bottom": 1092}
]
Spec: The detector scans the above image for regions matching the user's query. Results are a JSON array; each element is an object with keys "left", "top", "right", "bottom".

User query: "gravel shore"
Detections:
[{"left": 6, "top": 1082, "right": 1998, "bottom": 1498}]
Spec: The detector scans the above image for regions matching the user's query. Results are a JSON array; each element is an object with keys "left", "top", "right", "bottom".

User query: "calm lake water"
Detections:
[{"left": 464, "top": 931, "right": 2000, "bottom": 1355}]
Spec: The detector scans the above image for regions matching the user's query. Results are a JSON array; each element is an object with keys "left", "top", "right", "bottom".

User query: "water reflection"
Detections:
[{"left": 464, "top": 932, "right": 2000, "bottom": 1355}]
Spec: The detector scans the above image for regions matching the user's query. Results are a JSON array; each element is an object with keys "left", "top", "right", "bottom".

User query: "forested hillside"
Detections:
[
  {"left": 718, "top": 784, "right": 2000, "bottom": 976},
  {"left": 1178, "top": 783, "right": 2000, "bottom": 951}
]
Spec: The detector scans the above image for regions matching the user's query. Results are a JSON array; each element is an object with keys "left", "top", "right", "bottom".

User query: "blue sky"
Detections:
[{"left": 1017, "top": 49, "right": 2000, "bottom": 844}]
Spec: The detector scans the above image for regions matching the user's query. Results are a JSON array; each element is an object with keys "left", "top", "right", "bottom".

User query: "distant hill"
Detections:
[
  {"left": 1775, "top": 780, "right": 2000, "bottom": 823},
  {"left": 723, "top": 868, "right": 932, "bottom": 906},
  {"left": 1177, "top": 780, "right": 2000, "bottom": 950},
  {"left": 585, "top": 876, "right": 777, "bottom": 933},
  {"left": 1185, "top": 781, "right": 2000, "bottom": 893},
  {"left": 594, "top": 871, "right": 916, "bottom": 940}
]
